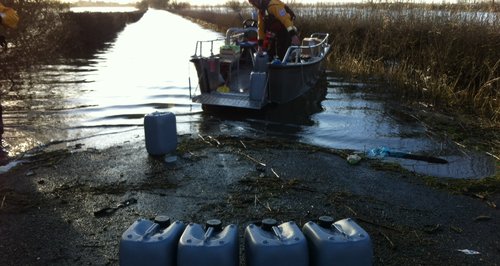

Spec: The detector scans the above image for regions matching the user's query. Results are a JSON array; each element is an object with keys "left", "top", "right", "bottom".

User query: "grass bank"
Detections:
[{"left": 170, "top": 3, "right": 499, "bottom": 126}]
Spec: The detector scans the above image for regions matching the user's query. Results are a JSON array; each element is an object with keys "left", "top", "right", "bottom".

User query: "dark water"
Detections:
[{"left": 0, "top": 9, "right": 496, "bottom": 179}]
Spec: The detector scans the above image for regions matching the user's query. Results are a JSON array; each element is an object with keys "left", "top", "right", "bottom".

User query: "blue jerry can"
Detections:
[
  {"left": 245, "top": 218, "right": 308, "bottom": 266},
  {"left": 249, "top": 72, "right": 267, "bottom": 101},
  {"left": 302, "top": 216, "right": 373, "bottom": 266},
  {"left": 177, "top": 219, "right": 239, "bottom": 266},
  {"left": 144, "top": 111, "right": 177, "bottom": 156},
  {"left": 253, "top": 52, "right": 269, "bottom": 72},
  {"left": 119, "top": 216, "right": 186, "bottom": 266}
]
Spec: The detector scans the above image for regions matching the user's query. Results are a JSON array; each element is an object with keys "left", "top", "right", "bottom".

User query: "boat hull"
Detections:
[
  {"left": 268, "top": 59, "right": 325, "bottom": 104},
  {"left": 189, "top": 30, "right": 331, "bottom": 110}
]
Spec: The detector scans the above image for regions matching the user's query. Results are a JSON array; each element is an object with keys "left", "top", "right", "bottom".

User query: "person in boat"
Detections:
[
  {"left": 248, "top": 0, "right": 300, "bottom": 60},
  {"left": 0, "top": 2, "right": 19, "bottom": 163}
]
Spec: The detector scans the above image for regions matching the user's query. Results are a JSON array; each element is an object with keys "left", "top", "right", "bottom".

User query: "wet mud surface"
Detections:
[{"left": 0, "top": 135, "right": 499, "bottom": 265}]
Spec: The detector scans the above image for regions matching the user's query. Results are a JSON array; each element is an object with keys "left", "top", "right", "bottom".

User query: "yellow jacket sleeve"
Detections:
[
  {"left": 0, "top": 3, "right": 19, "bottom": 29},
  {"left": 255, "top": 0, "right": 296, "bottom": 43},
  {"left": 267, "top": 1, "right": 295, "bottom": 32}
]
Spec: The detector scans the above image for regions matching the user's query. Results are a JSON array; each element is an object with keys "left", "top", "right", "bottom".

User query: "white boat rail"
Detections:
[
  {"left": 192, "top": 27, "right": 258, "bottom": 58},
  {"left": 192, "top": 38, "right": 224, "bottom": 58},
  {"left": 192, "top": 31, "right": 329, "bottom": 64},
  {"left": 224, "top": 27, "right": 258, "bottom": 45},
  {"left": 282, "top": 33, "right": 330, "bottom": 64}
]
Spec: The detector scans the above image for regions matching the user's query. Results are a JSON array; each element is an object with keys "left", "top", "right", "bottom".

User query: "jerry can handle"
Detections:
[
  {"left": 144, "top": 223, "right": 160, "bottom": 239},
  {"left": 272, "top": 226, "right": 284, "bottom": 240},
  {"left": 204, "top": 227, "right": 214, "bottom": 241},
  {"left": 333, "top": 224, "right": 349, "bottom": 239}
]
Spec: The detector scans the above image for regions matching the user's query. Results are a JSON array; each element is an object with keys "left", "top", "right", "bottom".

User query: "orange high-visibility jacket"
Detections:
[
  {"left": 255, "top": 0, "right": 296, "bottom": 42},
  {"left": 0, "top": 2, "right": 19, "bottom": 29}
]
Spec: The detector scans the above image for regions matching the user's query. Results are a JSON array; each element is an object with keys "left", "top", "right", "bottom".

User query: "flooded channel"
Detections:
[{"left": 0, "top": 9, "right": 495, "bottom": 179}]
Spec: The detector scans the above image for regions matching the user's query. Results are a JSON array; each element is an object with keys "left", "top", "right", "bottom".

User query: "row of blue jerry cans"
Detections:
[{"left": 119, "top": 215, "right": 373, "bottom": 266}]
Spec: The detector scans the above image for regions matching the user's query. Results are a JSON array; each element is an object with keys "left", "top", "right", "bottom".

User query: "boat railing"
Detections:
[
  {"left": 192, "top": 27, "right": 258, "bottom": 58},
  {"left": 282, "top": 33, "right": 330, "bottom": 64},
  {"left": 225, "top": 27, "right": 258, "bottom": 46},
  {"left": 192, "top": 38, "right": 225, "bottom": 58}
]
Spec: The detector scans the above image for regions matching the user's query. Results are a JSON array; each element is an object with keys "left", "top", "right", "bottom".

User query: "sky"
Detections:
[
  {"left": 68, "top": 0, "right": 460, "bottom": 5},
  {"left": 170, "top": 0, "right": 460, "bottom": 4},
  {"left": 71, "top": 0, "right": 396, "bottom": 4},
  {"left": 181, "top": 0, "right": 398, "bottom": 3},
  {"left": 186, "top": 0, "right": 341, "bottom": 4}
]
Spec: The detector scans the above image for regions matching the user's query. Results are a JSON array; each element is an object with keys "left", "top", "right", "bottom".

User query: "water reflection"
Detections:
[
  {"left": 396, "top": 153, "right": 496, "bottom": 179},
  {"left": 71, "top": 6, "right": 139, "bottom": 13},
  {"left": 0, "top": 9, "right": 495, "bottom": 179},
  {"left": 302, "top": 77, "right": 434, "bottom": 152}
]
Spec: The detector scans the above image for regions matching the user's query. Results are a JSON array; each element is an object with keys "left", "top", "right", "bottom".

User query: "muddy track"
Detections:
[{"left": 0, "top": 136, "right": 498, "bottom": 265}]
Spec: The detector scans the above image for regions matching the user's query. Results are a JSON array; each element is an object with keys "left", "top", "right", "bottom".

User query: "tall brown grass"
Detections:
[{"left": 171, "top": 2, "right": 499, "bottom": 124}]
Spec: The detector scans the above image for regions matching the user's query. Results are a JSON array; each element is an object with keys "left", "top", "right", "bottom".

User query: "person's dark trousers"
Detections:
[
  {"left": 269, "top": 28, "right": 292, "bottom": 60},
  {"left": 0, "top": 102, "right": 3, "bottom": 137},
  {"left": 0, "top": 101, "right": 6, "bottom": 165}
]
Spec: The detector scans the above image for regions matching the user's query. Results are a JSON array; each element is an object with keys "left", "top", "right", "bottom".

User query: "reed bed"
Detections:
[{"left": 171, "top": 2, "right": 499, "bottom": 124}]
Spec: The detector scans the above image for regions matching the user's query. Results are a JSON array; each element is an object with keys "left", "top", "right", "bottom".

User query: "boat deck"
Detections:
[
  {"left": 223, "top": 59, "right": 253, "bottom": 92},
  {"left": 193, "top": 57, "right": 265, "bottom": 109},
  {"left": 192, "top": 93, "right": 264, "bottom": 109}
]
